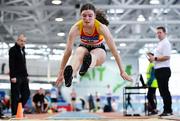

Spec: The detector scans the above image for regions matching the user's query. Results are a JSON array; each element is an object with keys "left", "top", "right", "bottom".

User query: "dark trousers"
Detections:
[
  {"left": 155, "top": 67, "right": 172, "bottom": 113},
  {"left": 0, "top": 101, "right": 3, "bottom": 116},
  {"left": 147, "top": 87, "right": 157, "bottom": 111},
  {"left": 107, "top": 97, "right": 112, "bottom": 111},
  {"left": 34, "top": 103, "right": 45, "bottom": 113},
  {"left": 11, "top": 77, "right": 30, "bottom": 116},
  {"left": 125, "top": 101, "right": 133, "bottom": 110}
]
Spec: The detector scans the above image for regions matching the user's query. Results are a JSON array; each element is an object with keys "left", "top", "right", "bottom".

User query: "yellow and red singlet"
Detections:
[{"left": 77, "top": 19, "right": 104, "bottom": 46}]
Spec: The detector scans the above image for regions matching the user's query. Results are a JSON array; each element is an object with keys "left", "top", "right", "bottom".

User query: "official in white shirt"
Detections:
[{"left": 148, "top": 26, "right": 172, "bottom": 117}]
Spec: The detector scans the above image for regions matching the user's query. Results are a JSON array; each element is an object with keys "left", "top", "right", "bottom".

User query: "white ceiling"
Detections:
[{"left": 0, "top": 0, "right": 180, "bottom": 58}]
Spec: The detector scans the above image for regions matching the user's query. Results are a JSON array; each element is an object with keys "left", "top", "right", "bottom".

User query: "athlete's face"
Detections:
[{"left": 81, "top": 10, "right": 95, "bottom": 27}]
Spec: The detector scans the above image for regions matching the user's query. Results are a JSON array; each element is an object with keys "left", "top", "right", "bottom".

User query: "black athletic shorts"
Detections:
[{"left": 79, "top": 43, "right": 106, "bottom": 52}]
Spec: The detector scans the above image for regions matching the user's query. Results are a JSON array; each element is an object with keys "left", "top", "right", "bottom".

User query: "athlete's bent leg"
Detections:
[
  {"left": 79, "top": 53, "right": 92, "bottom": 76},
  {"left": 90, "top": 48, "right": 106, "bottom": 67},
  {"left": 71, "top": 47, "right": 89, "bottom": 76},
  {"left": 64, "top": 47, "right": 88, "bottom": 87}
]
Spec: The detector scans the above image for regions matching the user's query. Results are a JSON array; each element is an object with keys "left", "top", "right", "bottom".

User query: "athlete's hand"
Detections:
[
  {"left": 120, "top": 71, "right": 133, "bottom": 82},
  {"left": 11, "top": 77, "right": 17, "bottom": 83},
  {"left": 56, "top": 73, "right": 64, "bottom": 87}
]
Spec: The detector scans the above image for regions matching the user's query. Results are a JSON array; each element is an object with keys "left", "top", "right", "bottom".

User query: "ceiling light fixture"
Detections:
[
  {"left": 137, "top": 14, "right": 145, "bottom": 22},
  {"left": 59, "top": 43, "right": 66, "bottom": 47},
  {"left": 52, "top": 0, "right": 62, "bottom": 5},
  {"left": 107, "top": 9, "right": 124, "bottom": 14},
  {"left": 55, "top": 17, "right": 63, "bottom": 22},
  {"left": 119, "top": 43, "right": 127, "bottom": 47},
  {"left": 150, "top": 0, "right": 160, "bottom": 4},
  {"left": 57, "top": 32, "right": 65, "bottom": 36}
]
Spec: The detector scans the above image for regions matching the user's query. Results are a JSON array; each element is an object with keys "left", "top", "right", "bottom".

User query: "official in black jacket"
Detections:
[{"left": 9, "top": 34, "right": 30, "bottom": 116}]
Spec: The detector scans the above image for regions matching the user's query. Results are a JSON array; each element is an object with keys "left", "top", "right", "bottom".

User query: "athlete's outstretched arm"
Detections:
[
  {"left": 99, "top": 24, "right": 132, "bottom": 81},
  {"left": 56, "top": 25, "right": 79, "bottom": 86}
]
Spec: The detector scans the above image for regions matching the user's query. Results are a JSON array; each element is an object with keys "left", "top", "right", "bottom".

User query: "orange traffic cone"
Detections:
[{"left": 16, "top": 102, "right": 23, "bottom": 119}]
